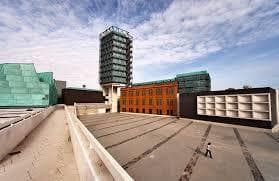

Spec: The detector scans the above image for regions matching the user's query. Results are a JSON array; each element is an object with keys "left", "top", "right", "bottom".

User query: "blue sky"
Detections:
[{"left": 0, "top": 0, "right": 278, "bottom": 90}]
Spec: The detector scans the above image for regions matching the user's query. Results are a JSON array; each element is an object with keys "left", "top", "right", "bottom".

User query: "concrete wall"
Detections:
[
  {"left": 76, "top": 103, "right": 110, "bottom": 116},
  {"left": 64, "top": 105, "right": 133, "bottom": 181},
  {"left": 55, "top": 80, "right": 66, "bottom": 97},
  {"left": 0, "top": 106, "right": 55, "bottom": 161}
]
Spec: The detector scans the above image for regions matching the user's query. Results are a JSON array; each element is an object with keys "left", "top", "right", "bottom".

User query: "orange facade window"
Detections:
[{"left": 119, "top": 81, "right": 177, "bottom": 116}]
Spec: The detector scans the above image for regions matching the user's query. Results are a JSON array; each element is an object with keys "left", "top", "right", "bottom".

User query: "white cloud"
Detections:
[{"left": 0, "top": 0, "right": 278, "bottom": 88}]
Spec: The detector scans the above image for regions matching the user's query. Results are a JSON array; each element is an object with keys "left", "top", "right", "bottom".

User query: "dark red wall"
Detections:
[{"left": 62, "top": 89, "right": 105, "bottom": 105}]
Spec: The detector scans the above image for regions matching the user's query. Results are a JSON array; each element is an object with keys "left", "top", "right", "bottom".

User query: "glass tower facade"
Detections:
[{"left": 99, "top": 26, "right": 133, "bottom": 85}]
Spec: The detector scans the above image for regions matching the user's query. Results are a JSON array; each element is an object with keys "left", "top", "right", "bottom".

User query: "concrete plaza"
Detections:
[{"left": 79, "top": 112, "right": 279, "bottom": 181}]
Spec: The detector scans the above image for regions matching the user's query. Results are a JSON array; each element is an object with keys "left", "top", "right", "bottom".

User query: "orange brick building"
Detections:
[{"left": 119, "top": 80, "right": 177, "bottom": 116}]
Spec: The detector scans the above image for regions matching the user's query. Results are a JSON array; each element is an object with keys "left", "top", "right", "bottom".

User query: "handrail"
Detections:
[{"left": 65, "top": 105, "right": 134, "bottom": 181}]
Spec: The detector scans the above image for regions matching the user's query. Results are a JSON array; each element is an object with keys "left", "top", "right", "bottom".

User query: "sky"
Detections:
[{"left": 0, "top": 0, "right": 278, "bottom": 90}]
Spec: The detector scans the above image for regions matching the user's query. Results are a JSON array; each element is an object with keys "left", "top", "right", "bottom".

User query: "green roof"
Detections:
[
  {"left": 133, "top": 78, "right": 175, "bottom": 86},
  {"left": 176, "top": 71, "right": 208, "bottom": 78},
  {"left": 66, "top": 87, "right": 102, "bottom": 92}
]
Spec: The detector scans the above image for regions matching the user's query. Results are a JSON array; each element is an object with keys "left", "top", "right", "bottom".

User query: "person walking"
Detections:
[{"left": 205, "top": 142, "right": 213, "bottom": 158}]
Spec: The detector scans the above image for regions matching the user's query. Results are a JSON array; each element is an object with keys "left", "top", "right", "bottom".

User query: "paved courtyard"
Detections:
[{"left": 79, "top": 112, "right": 279, "bottom": 181}]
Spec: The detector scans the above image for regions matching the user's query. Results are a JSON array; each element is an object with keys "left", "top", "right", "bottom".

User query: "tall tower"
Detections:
[{"left": 99, "top": 26, "right": 133, "bottom": 112}]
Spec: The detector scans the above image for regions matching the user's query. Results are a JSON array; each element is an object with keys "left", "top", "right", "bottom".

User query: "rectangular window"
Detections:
[
  {"left": 156, "top": 88, "right": 162, "bottom": 95},
  {"left": 136, "top": 90, "right": 140, "bottom": 96},
  {"left": 149, "top": 99, "right": 152, "bottom": 105},
  {"left": 142, "top": 99, "right": 145, "bottom": 105},
  {"left": 122, "top": 99, "right": 125, "bottom": 105},
  {"left": 149, "top": 89, "right": 153, "bottom": 96},
  {"left": 156, "top": 99, "right": 159, "bottom": 106},
  {"left": 171, "top": 88, "right": 174, "bottom": 94},
  {"left": 167, "top": 99, "right": 174, "bottom": 105},
  {"left": 165, "top": 88, "right": 168, "bottom": 95},
  {"left": 122, "top": 91, "right": 126, "bottom": 97},
  {"left": 129, "top": 90, "right": 133, "bottom": 96},
  {"left": 136, "top": 99, "right": 139, "bottom": 105},
  {"left": 142, "top": 90, "right": 146, "bottom": 96}
]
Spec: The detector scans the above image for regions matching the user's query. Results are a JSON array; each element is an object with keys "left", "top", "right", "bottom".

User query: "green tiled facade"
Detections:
[
  {"left": 0, "top": 63, "right": 57, "bottom": 107},
  {"left": 176, "top": 71, "right": 211, "bottom": 93}
]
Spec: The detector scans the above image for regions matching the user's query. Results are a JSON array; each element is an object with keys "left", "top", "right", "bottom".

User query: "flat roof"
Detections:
[
  {"left": 176, "top": 70, "right": 209, "bottom": 78},
  {"left": 132, "top": 78, "right": 175, "bottom": 86},
  {"left": 99, "top": 26, "right": 132, "bottom": 39},
  {"left": 79, "top": 112, "right": 279, "bottom": 181},
  {"left": 192, "top": 87, "right": 275, "bottom": 96},
  {"left": 64, "top": 87, "right": 102, "bottom": 92}
]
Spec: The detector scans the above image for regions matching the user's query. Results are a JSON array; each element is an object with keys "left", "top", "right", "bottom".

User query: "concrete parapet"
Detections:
[
  {"left": 75, "top": 103, "right": 111, "bottom": 116},
  {"left": 0, "top": 106, "right": 55, "bottom": 161},
  {"left": 64, "top": 105, "right": 133, "bottom": 181}
]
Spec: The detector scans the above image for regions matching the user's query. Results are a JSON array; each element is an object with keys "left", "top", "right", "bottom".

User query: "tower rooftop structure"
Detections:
[
  {"left": 99, "top": 26, "right": 133, "bottom": 112},
  {"left": 99, "top": 26, "right": 133, "bottom": 85},
  {"left": 99, "top": 26, "right": 132, "bottom": 39}
]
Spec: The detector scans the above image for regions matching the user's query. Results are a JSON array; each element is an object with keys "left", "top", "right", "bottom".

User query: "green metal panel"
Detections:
[
  {"left": 0, "top": 87, "right": 11, "bottom": 93},
  {"left": 38, "top": 72, "right": 58, "bottom": 105},
  {"left": 0, "top": 80, "right": 9, "bottom": 87},
  {"left": 0, "top": 94, "right": 14, "bottom": 99},
  {"left": 5, "top": 75, "right": 24, "bottom": 81},
  {"left": 24, "top": 76, "right": 39, "bottom": 82},
  {"left": 11, "top": 87, "right": 29, "bottom": 94},
  {"left": 8, "top": 81, "right": 26, "bottom": 87},
  {"left": 0, "top": 63, "right": 57, "bottom": 107},
  {"left": 176, "top": 71, "right": 208, "bottom": 78},
  {"left": 176, "top": 70, "right": 211, "bottom": 93},
  {"left": 20, "top": 64, "right": 36, "bottom": 71}
]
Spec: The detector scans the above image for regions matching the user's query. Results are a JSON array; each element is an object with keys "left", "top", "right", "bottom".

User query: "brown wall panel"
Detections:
[{"left": 62, "top": 89, "right": 105, "bottom": 105}]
